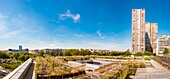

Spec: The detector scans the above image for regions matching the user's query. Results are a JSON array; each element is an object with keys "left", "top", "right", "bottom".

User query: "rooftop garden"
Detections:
[
  {"left": 35, "top": 56, "right": 85, "bottom": 79},
  {"left": 100, "top": 62, "right": 145, "bottom": 79},
  {"left": 95, "top": 63, "right": 118, "bottom": 74}
]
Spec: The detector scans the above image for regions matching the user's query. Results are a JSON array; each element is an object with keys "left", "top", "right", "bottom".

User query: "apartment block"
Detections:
[
  {"left": 158, "top": 35, "right": 170, "bottom": 55},
  {"left": 132, "top": 9, "right": 158, "bottom": 54},
  {"left": 145, "top": 22, "right": 158, "bottom": 54},
  {"left": 132, "top": 9, "right": 145, "bottom": 54}
]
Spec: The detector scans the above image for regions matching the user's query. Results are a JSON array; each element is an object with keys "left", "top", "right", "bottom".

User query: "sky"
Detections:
[{"left": 0, "top": 0, "right": 170, "bottom": 51}]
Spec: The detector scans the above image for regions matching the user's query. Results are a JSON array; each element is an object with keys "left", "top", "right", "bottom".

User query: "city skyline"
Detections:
[{"left": 0, "top": 0, "right": 170, "bottom": 50}]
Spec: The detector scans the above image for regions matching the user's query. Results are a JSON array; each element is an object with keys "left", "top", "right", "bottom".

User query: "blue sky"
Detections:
[{"left": 0, "top": 0, "right": 170, "bottom": 50}]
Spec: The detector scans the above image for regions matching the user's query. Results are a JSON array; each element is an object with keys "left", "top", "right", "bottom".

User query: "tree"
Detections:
[
  {"left": 37, "top": 50, "right": 44, "bottom": 57},
  {"left": 57, "top": 52, "right": 63, "bottom": 56},
  {"left": 134, "top": 52, "right": 143, "bottom": 56},
  {"left": 63, "top": 50, "right": 71, "bottom": 56},
  {"left": 0, "top": 51, "right": 10, "bottom": 58},
  {"left": 70, "top": 49, "right": 79, "bottom": 56},
  {"left": 24, "top": 55, "right": 30, "bottom": 60},
  {"left": 163, "top": 48, "right": 169, "bottom": 55},
  {"left": 84, "top": 50, "right": 92, "bottom": 55},
  {"left": 144, "top": 51, "right": 153, "bottom": 56},
  {"left": 124, "top": 49, "right": 131, "bottom": 56},
  {"left": 18, "top": 54, "right": 25, "bottom": 61},
  {"left": 12, "top": 53, "right": 20, "bottom": 59},
  {"left": 79, "top": 50, "right": 92, "bottom": 56}
]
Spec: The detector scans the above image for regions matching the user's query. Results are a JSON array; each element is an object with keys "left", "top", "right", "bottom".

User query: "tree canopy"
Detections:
[
  {"left": 163, "top": 48, "right": 169, "bottom": 55},
  {"left": 0, "top": 51, "right": 10, "bottom": 58},
  {"left": 124, "top": 49, "right": 131, "bottom": 56},
  {"left": 144, "top": 51, "right": 153, "bottom": 56},
  {"left": 134, "top": 52, "right": 143, "bottom": 56}
]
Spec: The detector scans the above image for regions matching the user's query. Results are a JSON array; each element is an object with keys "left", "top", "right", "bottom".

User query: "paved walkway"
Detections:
[
  {"left": 24, "top": 63, "right": 35, "bottom": 79},
  {"left": 135, "top": 60, "right": 170, "bottom": 79}
]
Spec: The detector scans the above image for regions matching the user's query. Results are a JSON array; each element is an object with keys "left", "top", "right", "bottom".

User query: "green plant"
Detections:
[
  {"left": 116, "top": 70, "right": 128, "bottom": 79},
  {"left": 163, "top": 48, "right": 169, "bottom": 55},
  {"left": 1, "top": 63, "right": 20, "bottom": 70},
  {"left": 124, "top": 49, "right": 131, "bottom": 56},
  {"left": 144, "top": 51, "right": 153, "bottom": 56},
  {"left": 140, "top": 63, "right": 145, "bottom": 68},
  {"left": 134, "top": 52, "right": 143, "bottom": 56},
  {"left": 144, "top": 57, "right": 150, "bottom": 60}
]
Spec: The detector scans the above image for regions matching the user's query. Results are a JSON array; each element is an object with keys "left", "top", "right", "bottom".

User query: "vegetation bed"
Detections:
[{"left": 35, "top": 56, "right": 85, "bottom": 79}]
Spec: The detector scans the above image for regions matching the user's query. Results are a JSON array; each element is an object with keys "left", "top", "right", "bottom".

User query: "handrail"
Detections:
[{"left": 3, "top": 58, "right": 32, "bottom": 79}]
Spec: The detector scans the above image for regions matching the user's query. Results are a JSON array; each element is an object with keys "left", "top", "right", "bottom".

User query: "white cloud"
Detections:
[
  {"left": 59, "top": 10, "right": 80, "bottom": 23},
  {"left": 0, "top": 14, "right": 8, "bottom": 31},
  {"left": 96, "top": 30, "right": 102, "bottom": 36},
  {"left": 0, "top": 14, "right": 8, "bottom": 19},
  {"left": 74, "top": 34, "right": 91, "bottom": 38},
  {"left": 74, "top": 34, "right": 83, "bottom": 37},
  {"left": 96, "top": 30, "right": 105, "bottom": 39},
  {"left": 0, "top": 21, "right": 5, "bottom": 31},
  {"left": 0, "top": 31, "right": 21, "bottom": 38},
  {"left": 48, "top": 43, "right": 63, "bottom": 47},
  {"left": 86, "top": 41, "right": 130, "bottom": 51}
]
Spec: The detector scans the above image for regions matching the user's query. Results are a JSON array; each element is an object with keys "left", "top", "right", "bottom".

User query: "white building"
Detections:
[
  {"left": 158, "top": 35, "right": 170, "bottom": 55},
  {"left": 132, "top": 9, "right": 145, "bottom": 54}
]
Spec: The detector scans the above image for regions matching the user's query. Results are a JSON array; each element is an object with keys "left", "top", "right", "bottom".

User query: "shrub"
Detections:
[
  {"left": 163, "top": 48, "right": 169, "bottom": 55},
  {"left": 144, "top": 51, "right": 153, "bottom": 56},
  {"left": 0, "top": 51, "right": 10, "bottom": 59},
  {"left": 1, "top": 63, "right": 20, "bottom": 70},
  {"left": 144, "top": 57, "right": 150, "bottom": 60},
  {"left": 134, "top": 52, "right": 143, "bottom": 56},
  {"left": 140, "top": 63, "right": 145, "bottom": 68}
]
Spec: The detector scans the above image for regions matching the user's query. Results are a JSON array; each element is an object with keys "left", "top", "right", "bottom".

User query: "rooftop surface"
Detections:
[{"left": 135, "top": 60, "right": 170, "bottom": 79}]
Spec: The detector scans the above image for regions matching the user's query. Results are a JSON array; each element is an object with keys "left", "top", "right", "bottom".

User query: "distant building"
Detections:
[
  {"left": 19, "top": 45, "right": 22, "bottom": 52},
  {"left": 8, "top": 45, "right": 28, "bottom": 53},
  {"left": 8, "top": 49, "right": 18, "bottom": 52},
  {"left": 24, "top": 48, "right": 29, "bottom": 53},
  {"left": 145, "top": 22, "right": 158, "bottom": 54},
  {"left": 29, "top": 49, "right": 39, "bottom": 54},
  {"left": 131, "top": 9, "right": 158, "bottom": 54},
  {"left": 42, "top": 48, "right": 65, "bottom": 53},
  {"left": 158, "top": 35, "right": 170, "bottom": 55},
  {"left": 132, "top": 9, "right": 145, "bottom": 54}
]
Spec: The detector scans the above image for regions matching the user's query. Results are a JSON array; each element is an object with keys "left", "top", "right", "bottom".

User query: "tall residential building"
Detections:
[
  {"left": 151, "top": 23, "right": 158, "bottom": 54},
  {"left": 132, "top": 9, "right": 145, "bottom": 54},
  {"left": 19, "top": 45, "right": 22, "bottom": 52},
  {"left": 132, "top": 9, "right": 158, "bottom": 54},
  {"left": 145, "top": 22, "right": 158, "bottom": 54},
  {"left": 145, "top": 22, "right": 152, "bottom": 52},
  {"left": 158, "top": 35, "right": 170, "bottom": 55}
]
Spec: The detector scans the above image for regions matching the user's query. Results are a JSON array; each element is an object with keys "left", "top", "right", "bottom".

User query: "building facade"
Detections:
[
  {"left": 150, "top": 23, "right": 158, "bottom": 54},
  {"left": 158, "top": 35, "right": 170, "bottom": 55},
  {"left": 132, "top": 9, "right": 145, "bottom": 54},
  {"left": 8, "top": 45, "right": 28, "bottom": 53},
  {"left": 132, "top": 9, "right": 158, "bottom": 54},
  {"left": 19, "top": 45, "right": 22, "bottom": 52},
  {"left": 145, "top": 22, "right": 152, "bottom": 52},
  {"left": 145, "top": 22, "right": 158, "bottom": 54}
]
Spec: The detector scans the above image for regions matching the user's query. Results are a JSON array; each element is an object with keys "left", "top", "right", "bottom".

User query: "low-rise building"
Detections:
[
  {"left": 8, "top": 45, "right": 29, "bottom": 53},
  {"left": 29, "top": 49, "right": 39, "bottom": 54},
  {"left": 158, "top": 35, "right": 170, "bottom": 55}
]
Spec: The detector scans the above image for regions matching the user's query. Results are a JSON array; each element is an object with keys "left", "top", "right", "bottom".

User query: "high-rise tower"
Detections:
[
  {"left": 19, "top": 45, "right": 22, "bottom": 52},
  {"left": 145, "top": 22, "right": 158, "bottom": 54},
  {"left": 132, "top": 9, "right": 145, "bottom": 54}
]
